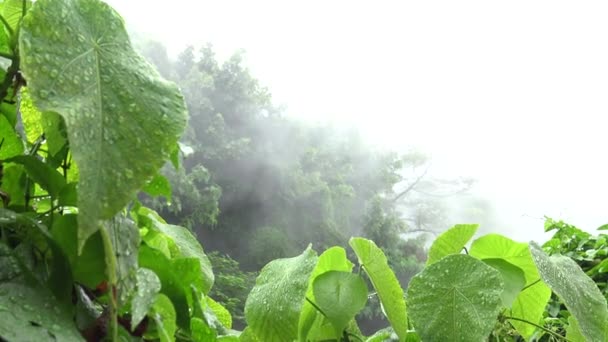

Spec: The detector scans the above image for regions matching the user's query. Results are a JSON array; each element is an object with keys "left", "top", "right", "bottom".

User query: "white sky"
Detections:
[{"left": 107, "top": 0, "right": 608, "bottom": 241}]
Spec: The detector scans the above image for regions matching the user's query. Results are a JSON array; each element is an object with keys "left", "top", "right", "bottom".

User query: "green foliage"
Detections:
[
  {"left": 470, "top": 233, "right": 552, "bottom": 339},
  {"left": 1, "top": 0, "right": 607, "bottom": 341},
  {"left": 530, "top": 242, "right": 608, "bottom": 341},
  {"left": 208, "top": 251, "right": 256, "bottom": 328},
  {"left": 426, "top": 223, "right": 478, "bottom": 265}
]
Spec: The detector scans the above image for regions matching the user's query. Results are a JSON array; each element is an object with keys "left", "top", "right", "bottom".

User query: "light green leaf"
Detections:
[
  {"left": 19, "top": 88, "right": 43, "bottom": 144},
  {"left": 566, "top": 316, "right": 585, "bottom": 342},
  {"left": 21, "top": 88, "right": 68, "bottom": 156},
  {"left": 149, "top": 293, "right": 177, "bottom": 342},
  {"left": 0, "top": 282, "right": 83, "bottom": 342},
  {"left": 5, "top": 155, "right": 66, "bottom": 197},
  {"left": 190, "top": 317, "right": 216, "bottom": 341},
  {"left": 2, "top": 0, "right": 31, "bottom": 33},
  {"left": 481, "top": 258, "right": 526, "bottom": 308},
  {"left": 143, "top": 173, "right": 172, "bottom": 200},
  {"left": 208, "top": 296, "right": 233, "bottom": 329},
  {"left": 245, "top": 245, "right": 318, "bottom": 342},
  {"left": 131, "top": 268, "right": 161, "bottom": 330},
  {"left": 144, "top": 212, "right": 214, "bottom": 293},
  {"left": 0, "top": 115, "right": 22, "bottom": 159},
  {"left": 427, "top": 224, "right": 478, "bottom": 265},
  {"left": 313, "top": 271, "right": 367, "bottom": 336},
  {"left": 299, "top": 246, "right": 354, "bottom": 341},
  {"left": 20, "top": 0, "right": 188, "bottom": 248},
  {"left": 407, "top": 254, "right": 503, "bottom": 342},
  {"left": 469, "top": 234, "right": 551, "bottom": 338},
  {"left": 349, "top": 237, "right": 407, "bottom": 341},
  {"left": 0, "top": 163, "right": 26, "bottom": 207},
  {"left": 530, "top": 242, "right": 608, "bottom": 342}
]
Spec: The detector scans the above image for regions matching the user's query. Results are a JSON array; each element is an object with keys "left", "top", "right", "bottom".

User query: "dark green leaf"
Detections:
[
  {"left": 131, "top": 268, "right": 161, "bottom": 330},
  {"left": 20, "top": 0, "right": 187, "bottom": 248},
  {"left": 530, "top": 242, "right": 608, "bottom": 342},
  {"left": 312, "top": 271, "right": 367, "bottom": 336},
  {"left": 51, "top": 214, "right": 105, "bottom": 288},
  {"left": 349, "top": 237, "right": 408, "bottom": 341},
  {"left": 138, "top": 245, "right": 194, "bottom": 329},
  {"left": 407, "top": 254, "right": 503, "bottom": 342},
  {"left": 245, "top": 245, "right": 318, "bottom": 342},
  {"left": 427, "top": 224, "right": 478, "bottom": 265},
  {"left": 0, "top": 282, "right": 83, "bottom": 342}
]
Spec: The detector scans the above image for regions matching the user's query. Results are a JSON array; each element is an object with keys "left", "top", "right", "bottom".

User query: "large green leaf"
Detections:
[
  {"left": 407, "top": 254, "right": 503, "bottom": 342},
  {"left": 0, "top": 282, "right": 83, "bottom": 342},
  {"left": 469, "top": 234, "right": 551, "bottom": 338},
  {"left": 350, "top": 237, "right": 408, "bottom": 341},
  {"left": 313, "top": 271, "right": 367, "bottom": 336},
  {"left": 20, "top": 0, "right": 188, "bottom": 248},
  {"left": 481, "top": 258, "right": 526, "bottom": 308},
  {"left": 427, "top": 224, "right": 478, "bottom": 265},
  {"left": 244, "top": 246, "right": 318, "bottom": 342},
  {"left": 530, "top": 242, "right": 608, "bottom": 342},
  {"left": 299, "top": 246, "right": 354, "bottom": 341}
]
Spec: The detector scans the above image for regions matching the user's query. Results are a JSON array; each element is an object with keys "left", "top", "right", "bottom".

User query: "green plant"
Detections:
[{"left": 1, "top": 0, "right": 606, "bottom": 341}]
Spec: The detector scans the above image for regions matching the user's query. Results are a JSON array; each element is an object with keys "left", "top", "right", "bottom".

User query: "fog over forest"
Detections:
[{"left": 107, "top": 0, "right": 608, "bottom": 243}]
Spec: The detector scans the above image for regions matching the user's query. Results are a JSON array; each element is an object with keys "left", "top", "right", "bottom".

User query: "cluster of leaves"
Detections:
[
  {"left": 530, "top": 218, "right": 608, "bottom": 339},
  {"left": 0, "top": 0, "right": 233, "bottom": 340}
]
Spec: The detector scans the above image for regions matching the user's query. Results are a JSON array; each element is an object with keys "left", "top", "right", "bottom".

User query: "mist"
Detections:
[{"left": 107, "top": 1, "right": 607, "bottom": 245}]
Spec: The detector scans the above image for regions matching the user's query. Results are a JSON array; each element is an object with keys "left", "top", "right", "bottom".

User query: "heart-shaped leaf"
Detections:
[{"left": 20, "top": 0, "right": 187, "bottom": 248}]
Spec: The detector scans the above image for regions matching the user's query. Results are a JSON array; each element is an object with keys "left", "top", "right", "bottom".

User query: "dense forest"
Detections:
[{"left": 1, "top": 1, "right": 607, "bottom": 341}]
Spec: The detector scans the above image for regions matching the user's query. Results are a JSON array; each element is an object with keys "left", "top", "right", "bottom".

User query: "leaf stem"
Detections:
[
  {"left": 521, "top": 278, "right": 541, "bottom": 292},
  {"left": 305, "top": 297, "right": 328, "bottom": 318},
  {"left": 100, "top": 224, "right": 118, "bottom": 342},
  {"left": 504, "top": 316, "right": 571, "bottom": 342},
  {"left": 0, "top": 14, "right": 14, "bottom": 38}
]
